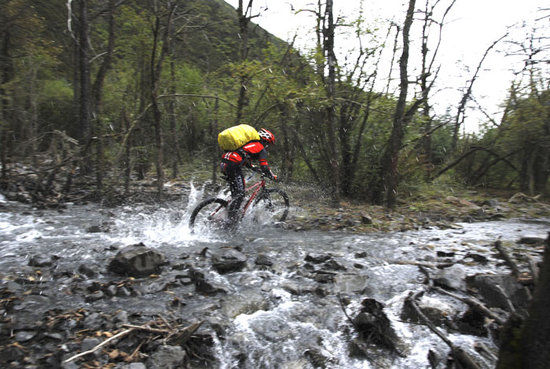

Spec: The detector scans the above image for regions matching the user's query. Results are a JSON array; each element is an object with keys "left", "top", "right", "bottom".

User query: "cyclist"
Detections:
[{"left": 220, "top": 128, "right": 277, "bottom": 227}]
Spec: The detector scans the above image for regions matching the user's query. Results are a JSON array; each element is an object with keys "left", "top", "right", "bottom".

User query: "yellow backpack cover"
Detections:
[{"left": 218, "top": 124, "right": 260, "bottom": 151}]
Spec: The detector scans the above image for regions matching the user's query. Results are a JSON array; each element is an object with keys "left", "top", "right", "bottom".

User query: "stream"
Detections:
[{"left": 0, "top": 189, "right": 548, "bottom": 368}]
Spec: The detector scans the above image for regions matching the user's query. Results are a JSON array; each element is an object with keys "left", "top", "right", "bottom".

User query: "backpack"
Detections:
[{"left": 218, "top": 124, "right": 260, "bottom": 151}]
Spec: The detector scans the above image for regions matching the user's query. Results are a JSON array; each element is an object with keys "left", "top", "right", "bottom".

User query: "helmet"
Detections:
[{"left": 258, "top": 128, "right": 275, "bottom": 145}]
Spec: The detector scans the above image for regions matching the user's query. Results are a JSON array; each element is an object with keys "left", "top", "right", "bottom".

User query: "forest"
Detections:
[
  {"left": 1, "top": 0, "right": 547, "bottom": 208},
  {"left": 1, "top": 1, "right": 550, "bottom": 368}
]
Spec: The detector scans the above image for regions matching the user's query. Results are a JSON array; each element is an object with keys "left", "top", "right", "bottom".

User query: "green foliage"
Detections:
[{"left": 6, "top": 0, "right": 530, "bottom": 202}]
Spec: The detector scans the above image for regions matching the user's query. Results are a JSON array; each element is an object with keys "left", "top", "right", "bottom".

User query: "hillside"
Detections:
[{"left": 178, "top": 0, "right": 288, "bottom": 71}]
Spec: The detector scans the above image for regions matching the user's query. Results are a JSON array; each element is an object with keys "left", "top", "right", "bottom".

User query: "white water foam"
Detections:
[{"left": 105, "top": 182, "right": 226, "bottom": 246}]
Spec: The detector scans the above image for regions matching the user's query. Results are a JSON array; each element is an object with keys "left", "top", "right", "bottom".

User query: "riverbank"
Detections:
[
  {"left": 2, "top": 165, "right": 549, "bottom": 236},
  {"left": 284, "top": 184, "right": 550, "bottom": 233}
]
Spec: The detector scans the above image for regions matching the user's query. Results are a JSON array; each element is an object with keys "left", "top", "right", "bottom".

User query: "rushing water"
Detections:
[{"left": 0, "top": 188, "right": 548, "bottom": 369}]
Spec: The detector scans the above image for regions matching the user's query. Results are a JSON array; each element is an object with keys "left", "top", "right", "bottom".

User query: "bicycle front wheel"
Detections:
[
  {"left": 189, "top": 198, "right": 229, "bottom": 231},
  {"left": 253, "top": 189, "right": 289, "bottom": 223}
]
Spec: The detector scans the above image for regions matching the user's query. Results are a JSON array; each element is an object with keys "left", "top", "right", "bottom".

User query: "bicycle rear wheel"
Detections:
[
  {"left": 253, "top": 189, "right": 289, "bottom": 223},
  {"left": 189, "top": 198, "right": 229, "bottom": 231}
]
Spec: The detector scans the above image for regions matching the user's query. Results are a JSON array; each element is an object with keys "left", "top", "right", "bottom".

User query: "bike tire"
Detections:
[
  {"left": 254, "top": 189, "right": 290, "bottom": 222},
  {"left": 189, "top": 198, "right": 229, "bottom": 230}
]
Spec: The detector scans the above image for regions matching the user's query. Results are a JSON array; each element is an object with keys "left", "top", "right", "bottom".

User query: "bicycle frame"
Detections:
[
  {"left": 203, "top": 176, "right": 265, "bottom": 222},
  {"left": 240, "top": 177, "right": 266, "bottom": 216}
]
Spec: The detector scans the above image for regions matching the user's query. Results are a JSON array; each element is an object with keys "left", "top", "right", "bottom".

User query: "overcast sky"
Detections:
[{"left": 224, "top": 0, "right": 548, "bottom": 132}]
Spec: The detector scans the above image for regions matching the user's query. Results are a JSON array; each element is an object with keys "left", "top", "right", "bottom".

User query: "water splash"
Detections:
[{"left": 106, "top": 182, "right": 225, "bottom": 246}]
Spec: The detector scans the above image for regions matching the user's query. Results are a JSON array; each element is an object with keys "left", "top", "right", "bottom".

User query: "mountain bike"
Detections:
[{"left": 189, "top": 170, "right": 289, "bottom": 231}]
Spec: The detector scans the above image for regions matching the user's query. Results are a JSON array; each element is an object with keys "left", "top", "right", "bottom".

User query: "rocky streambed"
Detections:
[{"left": 0, "top": 190, "right": 548, "bottom": 368}]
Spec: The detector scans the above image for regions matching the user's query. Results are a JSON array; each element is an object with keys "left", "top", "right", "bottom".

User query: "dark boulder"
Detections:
[
  {"left": 517, "top": 236, "right": 545, "bottom": 246},
  {"left": 351, "top": 298, "right": 405, "bottom": 356},
  {"left": 211, "top": 249, "right": 247, "bottom": 274},
  {"left": 255, "top": 253, "right": 273, "bottom": 267},
  {"left": 28, "top": 255, "right": 56, "bottom": 267},
  {"left": 189, "top": 268, "right": 227, "bottom": 295},
  {"left": 466, "top": 274, "right": 530, "bottom": 312},
  {"left": 108, "top": 243, "right": 165, "bottom": 277},
  {"left": 78, "top": 264, "right": 97, "bottom": 278},
  {"left": 305, "top": 253, "right": 332, "bottom": 264}
]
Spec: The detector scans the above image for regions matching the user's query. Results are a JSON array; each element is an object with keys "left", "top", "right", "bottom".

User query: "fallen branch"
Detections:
[
  {"left": 122, "top": 324, "right": 171, "bottom": 334},
  {"left": 168, "top": 321, "right": 203, "bottom": 346},
  {"left": 432, "top": 286, "right": 506, "bottom": 325},
  {"left": 527, "top": 255, "right": 539, "bottom": 285},
  {"left": 493, "top": 284, "right": 517, "bottom": 314},
  {"left": 64, "top": 327, "right": 135, "bottom": 363},
  {"left": 495, "top": 240, "right": 521, "bottom": 278},
  {"left": 405, "top": 290, "right": 482, "bottom": 369},
  {"left": 393, "top": 260, "right": 454, "bottom": 269}
]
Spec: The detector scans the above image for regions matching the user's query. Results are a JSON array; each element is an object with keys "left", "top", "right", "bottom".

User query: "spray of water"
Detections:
[{"left": 106, "top": 182, "right": 225, "bottom": 246}]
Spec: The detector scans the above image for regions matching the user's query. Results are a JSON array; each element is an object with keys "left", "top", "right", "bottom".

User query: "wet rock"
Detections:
[
  {"left": 44, "top": 332, "right": 64, "bottom": 341},
  {"left": 464, "top": 253, "right": 489, "bottom": 264},
  {"left": 304, "top": 348, "right": 335, "bottom": 368},
  {"left": 401, "top": 296, "right": 453, "bottom": 327},
  {"left": 433, "top": 264, "right": 467, "bottom": 291},
  {"left": 222, "top": 291, "right": 269, "bottom": 318},
  {"left": 322, "top": 259, "right": 346, "bottom": 271},
  {"left": 105, "top": 284, "right": 118, "bottom": 297},
  {"left": 114, "top": 310, "right": 129, "bottom": 325},
  {"left": 86, "top": 225, "right": 103, "bottom": 233},
  {"left": 13, "top": 295, "right": 51, "bottom": 313},
  {"left": 304, "top": 253, "right": 332, "bottom": 264},
  {"left": 78, "top": 264, "right": 97, "bottom": 278},
  {"left": 117, "top": 287, "right": 132, "bottom": 297},
  {"left": 108, "top": 243, "right": 166, "bottom": 277},
  {"left": 119, "top": 364, "right": 147, "bottom": 369},
  {"left": 189, "top": 268, "right": 227, "bottom": 295},
  {"left": 211, "top": 249, "right": 247, "bottom": 274},
  {"left": 455, "top": 308, "right": 487, "bottom": 336},
  {"left": 146, "top": 345, "right": 186, "bottom": 369},
  {"left": 81, "top": 337, "right": 101, "bottom": 352},
  {"left": 255, "top": 253, "right": 273, "bottom": 267},
  {"left": 15, "top": 330, "right": 36, "bottom": 342},
  {"left": 281, "top": 278, "right": 317, "bottom": 295},
  {"left": 313, "top": 271, "right": 335, "bottom": 284},
  {"left": 172, "top": 263, "right": 187, "bottom": 270},
  {"left": 83, "top": 312, "right": 103, "bottom": 329},
  {"left": 28, "top": 255, "right": 54, "bottom": 267},
  {"left": 85, "top": 281, "right": 102, "bottom": 292},
  {"left": 466, "top": 274, "right": 530, "bottom": 311},
  {"left": 517, "top": 236, "right": 545, "bottom": 246},
  {"left": 428, "top": 349, "right": 444, "bottom": 369},
  {"left": 351, "top": 298, "right": 405, "bottom": 355}
]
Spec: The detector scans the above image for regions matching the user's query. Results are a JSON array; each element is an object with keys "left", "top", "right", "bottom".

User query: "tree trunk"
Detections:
[
  {"left": 78, "top": 0, "right": 92, "bottom": 173},
  {"left": 210, "top": 96, "right": 219, "bottom": 184},
  {"left": 150, "top": 2, "right": 176, "bottom": 198},
  {"left": 151, "top": 16, "right": 165, "bottom": 198},
  {"left": 497, "top": 234, "right": 550, "bottom": 369},
  {"left": 324, "top": 0, "right": 340, "bottom": 206},
  {"left": 123, "top": 108, "right": 131, "bottom": 195},
  {"left": 91, "top": 0, "right": 117, "bottom": 195},
  {"left": 381, "top": 0, "right": 416, "bottom": 208}
]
